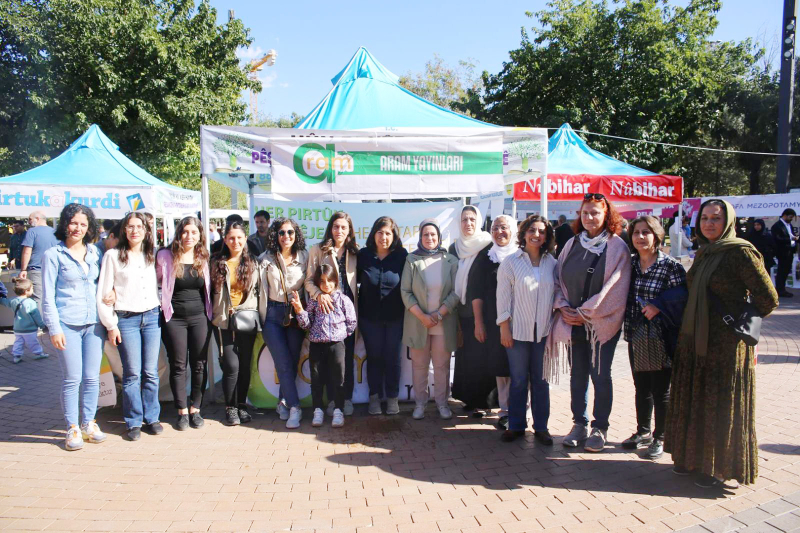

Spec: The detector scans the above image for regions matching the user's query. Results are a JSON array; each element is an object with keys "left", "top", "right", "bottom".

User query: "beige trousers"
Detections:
[
  {"left": 496, "top": 376, "right": 511, "bottom": 416},
  {"left": 409, "top": 334, "right": 451, "bottom": 407}
]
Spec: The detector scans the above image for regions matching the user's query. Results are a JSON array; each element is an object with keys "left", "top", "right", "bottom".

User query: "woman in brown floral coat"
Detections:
[{"left": 665, "top": 199, "right": 779, "bottom": 488}]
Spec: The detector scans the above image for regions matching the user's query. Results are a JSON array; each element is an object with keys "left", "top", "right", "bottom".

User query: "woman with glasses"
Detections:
[
  {"left": 260, "top": 218, "right": 308, "bottom": 429},
  {"left": 97, "top": 212, "right": 161, "bottom": 442},
  {"left": 449, "top": 205, "right": 495, "bottom": 417},
  {"left": 305, "top": 212, "right": 359, "bottom": 416},
  {"left": 156, "top": 216, "right": 212, "bottom": 430},
  {"left": 550, "top": 193, "right": 632, "bottom": 453}
]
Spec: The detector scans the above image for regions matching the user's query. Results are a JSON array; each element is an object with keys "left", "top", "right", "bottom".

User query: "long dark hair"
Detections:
[
  {"left": 211, "top": 221, "right": 257, "bottom": 293},
  {"left": 170, "top": 216, "right": 209, "bottom": 278},
  {"left": 366, "top": 216, "right": 401, "bottom": 253},
  {"left": 320, "top": 211, "right": 359, "bottom": 255},
  {"left": 54, "top": 204, "right": 98, "bottom": 245},
  {"left": 116, "top": 212, "right": 155, "bottom": 266},
  {"left": 266, "top": 217, "right": 306, "bottom": 256},
  {"left": 518, "top": 215, "right": 555, "bottom": 255}
]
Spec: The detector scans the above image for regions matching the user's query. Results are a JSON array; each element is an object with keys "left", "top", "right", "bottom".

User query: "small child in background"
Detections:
[
  {"left": 1, "top": 277, "right": 47, "bottom": 364},
  {"left": 290, "top": 264, "right": 356, "bottom": 428}
]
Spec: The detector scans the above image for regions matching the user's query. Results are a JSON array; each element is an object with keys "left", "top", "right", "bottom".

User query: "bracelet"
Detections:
[{"left": 434, "top": 311, "right": 443, "bottom": 321}]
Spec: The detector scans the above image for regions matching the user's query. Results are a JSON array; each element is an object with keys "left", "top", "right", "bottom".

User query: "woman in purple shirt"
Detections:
[{"left": 156, "top": 216, "right": 212, "bottom": 430}]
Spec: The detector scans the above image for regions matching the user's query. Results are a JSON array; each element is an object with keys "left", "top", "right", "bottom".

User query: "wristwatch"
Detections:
[{"left": 434, "top": 311, "right": 443, "bottom": 322}]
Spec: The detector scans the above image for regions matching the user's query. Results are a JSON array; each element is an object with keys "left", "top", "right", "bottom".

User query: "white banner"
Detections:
[
  {"left": 701, "top": 193, "right": 800, "bottom": 217},
  {"left": 0, "top": 184, "right": 200, "bottom": 219}
]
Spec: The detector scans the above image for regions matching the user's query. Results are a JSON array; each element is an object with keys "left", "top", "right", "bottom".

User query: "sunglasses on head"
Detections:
[
  {"left": 278, "top": 229, "right": 295, "bottom": 237},
  {"left": 584, "top": 193, "right": 606, "bottom": 201}
]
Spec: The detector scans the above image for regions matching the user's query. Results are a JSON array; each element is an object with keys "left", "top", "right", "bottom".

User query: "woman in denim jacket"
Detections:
[{"left": 42, "top": 204, "right": 106, "bottom": 452}]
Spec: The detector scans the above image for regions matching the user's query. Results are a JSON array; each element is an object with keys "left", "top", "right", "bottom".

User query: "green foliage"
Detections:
[
  {"left": 0, "top": 0, "right": 259, "bottom": 187},
  {"left": 461, "top": 0, "right": 788, "bottom": 195},
  {"left": 246, "top": 112, "right": 305, "bottom": 128},
  {"left": 398, "top": 54, "right": 480, "bottom": 114}
]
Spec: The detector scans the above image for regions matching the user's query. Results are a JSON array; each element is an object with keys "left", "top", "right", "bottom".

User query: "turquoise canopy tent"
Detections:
[
  {"left": 0, "top": 124, "right": 200, "bottom": 220},
  {"left": 296, "top": 47, "right": 497, "bottom": 131}
]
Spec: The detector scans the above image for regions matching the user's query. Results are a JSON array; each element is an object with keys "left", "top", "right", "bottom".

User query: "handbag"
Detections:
[
  {"left": 711, "top": 293, "right": 762, "bottom": 347},
  {"left": 277, "top": 259, "right": 301, "bottom": 329},
  {"left": 228, "top": 272, "right": 261, "bottom": 334}
]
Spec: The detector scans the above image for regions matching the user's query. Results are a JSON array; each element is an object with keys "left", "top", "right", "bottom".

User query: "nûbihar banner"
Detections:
[{"left": 513, "top": 174, "right": 683, "bottom": 204}]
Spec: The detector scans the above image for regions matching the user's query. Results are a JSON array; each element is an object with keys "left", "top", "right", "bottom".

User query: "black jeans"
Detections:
[
  {"left": 162, "top": 313, "right": 212, "bottom": 410},
  {"left": 628, "top": 345, "right": 671, "bottom": 440},
  {"left": 311, "top": 341, "right": 346, "bottom": 410},
  {"left": 219, "top": 329, "right": 257, "bottom": 408},
  {"left": 328, "top": 333, "right": 355, "bottom": 402},
  {"left": 776, "top": 251, "right": 793, "bottom": 292}
]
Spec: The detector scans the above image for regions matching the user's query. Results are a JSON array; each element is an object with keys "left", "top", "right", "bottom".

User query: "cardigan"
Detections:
[
  {"left": 156, "top": 248, "right": 212, "bottom": 322},
  {"left": 400, "top": 251, "right": 460, "bottom": 352}
]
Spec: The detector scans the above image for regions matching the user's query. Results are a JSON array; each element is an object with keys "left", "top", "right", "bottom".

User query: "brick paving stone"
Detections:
[
  {"left": 765, "top": 511, "right": 800, "bottom": 532},
  {"left": 1, "top": 295, "right": 799, "bottom": 533}
]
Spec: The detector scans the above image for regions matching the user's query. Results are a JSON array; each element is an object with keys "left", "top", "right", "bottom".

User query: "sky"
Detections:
[{"left": 209, "top": 0, "right": 788, "bottom": 120}]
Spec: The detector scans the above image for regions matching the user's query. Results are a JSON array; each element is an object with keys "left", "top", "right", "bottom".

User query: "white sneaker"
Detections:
[
  {"left": 326, "top": 401, "right": 335, "bottom": 416},
  {"left": 438, "top": 405, "right": 453, "bottom": 420},
  {"left": 331, "top": 409, "right": 345, "bottom": 428},
  {"left": 311, "top": 408, "right": 324, "bottom": 427},
  {"left": 368, "top": 394, "right": 382, "bottom": 415},
  {"left": 80, "top": 420, "right": 106, "bottom": 444},
  {"left": 412, "top": 404, "right": 425, "bottom": 420},
  {"left": 344, "top": 400, "right": 354, "bottom": 416},
  {"left": 563, "top": 423, "right": 589, "bottom": 447},
  {"left": 65, "top": 426, "right": 83, "bottom": 451},
  {"left": 386, "top": 398, "right": 400, "bottom": 415},
  {"left": 286, "top": 406, "right": 302, "bottom": 429},
  {"left": 276, "top": 400, "right": 290, "bottom": 421}
]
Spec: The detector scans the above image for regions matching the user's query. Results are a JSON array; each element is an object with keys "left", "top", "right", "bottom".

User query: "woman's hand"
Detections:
[
  {"left": 50, "top": 333, "right": 66, "bottom": 351},
  {"left": 102, "top": 289, "right": 116, "bottom": 306},
  {"left": 108, "top": 328, "right": 122, "bottom": 346},
  {"left": 500, "top": 322, "right": 513, "bottom": 349},
  {"left": 561, "top": 307, "right": 585, "bottom": 326},
  {"left": 289, "top": 291, "right": 303, "bottom": 314},
  {"left": 420, "top": 313, "right": 439, "bottom": 329},
  {"left": 474, "top": 319, "right": 486, "bottom": 343},
  {"left": 317, "top": 293, "right": 334, "bottom": 314},
  {"left": 642, "top": 304, "right": 661, "bottom": 321}
]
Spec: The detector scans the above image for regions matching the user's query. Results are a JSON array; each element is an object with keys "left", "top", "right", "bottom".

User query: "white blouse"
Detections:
[{"left": 96, "top": 249, "right": 160, "bottom": 330}]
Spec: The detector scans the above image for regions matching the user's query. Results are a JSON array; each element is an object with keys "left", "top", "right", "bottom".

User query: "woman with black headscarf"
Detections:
[{"left": 745, "top": 219, "right": 776, "bottom": 272}]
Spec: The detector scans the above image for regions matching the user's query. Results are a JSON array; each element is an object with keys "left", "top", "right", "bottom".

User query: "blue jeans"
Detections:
[
  {"left": 360, "top": 318, "right": 403, "bottom": 399},
  {"left": 570, "top": 327, "right": 620, "bottom": 431},
  {"left": 263, "top": 302, "right": 305, "bottom": 408},
  {"left": 58, "top": 322, "right": 106, "bottom": 427},
  {"left": 117, "top": 307, "right": 162, "bottom": 429},
  {"left": 506, "top": 338, "right": 549, "bottom": 432}
]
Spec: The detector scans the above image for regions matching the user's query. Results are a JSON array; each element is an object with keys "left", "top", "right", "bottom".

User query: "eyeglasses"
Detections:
[
  {"left": 278, "top": 230, "right": 295, "bottom": 237},
  {"left": 126, "top": 226, "right": 144, "bottom": 233},
  {"left": 584, "top": 193, "right": 605, "bottom": 201}
]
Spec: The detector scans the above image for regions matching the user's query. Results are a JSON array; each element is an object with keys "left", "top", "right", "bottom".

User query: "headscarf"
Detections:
[
  {"left": 488, "top": 214, "right": 519, "bottom": 264},
  {"left": 680, "top": 199, "right": 759, "bottom": 361},
  {"left": 413, "top": 218, "right": 446, "bottom": 256},
  {"left": 454, "top": 205, "right": 492, "bottom": 304}
]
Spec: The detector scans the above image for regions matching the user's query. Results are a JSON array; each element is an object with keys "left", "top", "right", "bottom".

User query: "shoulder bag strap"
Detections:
[{"left": 581, "top": 252, "right": 603, "bottom": 304}]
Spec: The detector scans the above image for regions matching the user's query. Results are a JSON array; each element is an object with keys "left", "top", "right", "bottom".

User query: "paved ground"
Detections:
[{"left": 0, "top": 292, "right": 798, "bottom": 533}]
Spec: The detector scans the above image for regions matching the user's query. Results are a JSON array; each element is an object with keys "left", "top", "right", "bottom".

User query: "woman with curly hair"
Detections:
[
  {"left": 210, "top": 221, "right": 262, "bottom": 427},
  {"left": 156, "top": 216, "right": 212, "bottom": 431},
  {"left": 550, "top": 193, "right": 632, "bottom": 453},
  {"left": 496, "top": 215, "right": 558, "bottom": 444},
  {"left": 305, "top": 212, "right": 359, "bottom": 415},
  {"left": 42, "top": 204, "right": 106, "bottom": 451},
  {"left": 259, "top": 218, "right": 308, "bottom": 429},
  {"left": 97, "top": 211, "right": 161, "bottom": 442}
]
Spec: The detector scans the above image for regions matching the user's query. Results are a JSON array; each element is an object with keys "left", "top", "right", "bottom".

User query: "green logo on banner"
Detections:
[{"left": 294, "top": 143, "right": 354, "bottom": 184}]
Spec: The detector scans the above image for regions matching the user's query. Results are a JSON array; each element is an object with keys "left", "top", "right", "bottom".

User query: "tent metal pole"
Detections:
[
  {"left": 511, "top": 199, "right": 517, "bottom": 220},
  {"left": 248, "top": 180, "right": 256, "bottom": 233},
  {"left": 676, "top": 202, "right": 683, "bottom": 259},
  {"left": 201, "top": 174, "right": 210, "bottom": 251},
  {"left": 541, "top": 174, "right": 549, "bottom": 221}
]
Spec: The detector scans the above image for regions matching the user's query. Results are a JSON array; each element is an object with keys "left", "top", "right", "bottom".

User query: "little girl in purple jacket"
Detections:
[{"left": 290, "top": 264, "right": 356, "bottom": 428}]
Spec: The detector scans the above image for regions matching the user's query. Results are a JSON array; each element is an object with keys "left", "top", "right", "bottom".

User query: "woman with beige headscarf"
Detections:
[{"left": 665, "top": 199, "right": 778, "bottom": 488}]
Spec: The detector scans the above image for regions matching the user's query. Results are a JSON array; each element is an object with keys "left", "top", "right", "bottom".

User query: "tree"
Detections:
[
  {"left": 398, "top": 54, "right": 480, "bottom": 113},
  {"left": 0, "top": 0, "right": 258, "bottom": 186},
  {"left": 468, "top": 0, "right": 770, "bottom": 195}
]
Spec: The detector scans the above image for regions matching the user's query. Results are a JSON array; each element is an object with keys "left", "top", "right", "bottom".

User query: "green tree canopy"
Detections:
[{"left": 0, "top": 0, "right": 259, "bottom": 191}]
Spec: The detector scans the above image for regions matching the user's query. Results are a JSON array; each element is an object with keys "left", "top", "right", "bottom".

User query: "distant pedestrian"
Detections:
[
  {"left": 19, "top": 210, "right": 58, "bottom": 308},
  {"left": 208, "top": 221, "right": 220, "bottom": 244},
  {"left": 771, "top": 208, "right": 797, "bottom": 298},
  {"left": 9, "top": 220, "right": 26, "bottom": 269},
  {"left": 248, "top": 210, "right": 271, "bottom": 257},
  {"left": 0, "top": 277, "right": 47, "bottom": 364},
  {"left": 745, "top": 219, "right": 776, "bottom": 273},
  {"left": 554, "top": 215, "right": 574, "bottom": 257}
]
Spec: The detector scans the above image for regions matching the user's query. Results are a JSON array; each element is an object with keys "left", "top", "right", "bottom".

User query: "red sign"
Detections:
[{"left": 513, "top": 174, "right": 683, "bottom": 204}]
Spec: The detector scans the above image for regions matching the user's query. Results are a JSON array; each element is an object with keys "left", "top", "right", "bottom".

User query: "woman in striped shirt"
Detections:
[{"left": 496, "top": 215, "right": 558, "bottom": 444}]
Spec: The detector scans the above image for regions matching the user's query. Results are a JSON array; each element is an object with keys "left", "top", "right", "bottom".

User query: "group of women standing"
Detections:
[{"left": 39, "top": 197, "right": 779, "bottom": 490}]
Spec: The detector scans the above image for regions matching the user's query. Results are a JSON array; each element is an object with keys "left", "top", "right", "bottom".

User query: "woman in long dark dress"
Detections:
[
  {"left": 449, "top": 205, "right": 496, "bottom": 415},
  {"left": 744, "top": 219, "right": 776, "bottom": 273},
  {"left": 665, "top": 199, "right": 778, "bottom": 488},
  {"left": 471, "top": 215, "right": 518, "bottom": 429}
]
